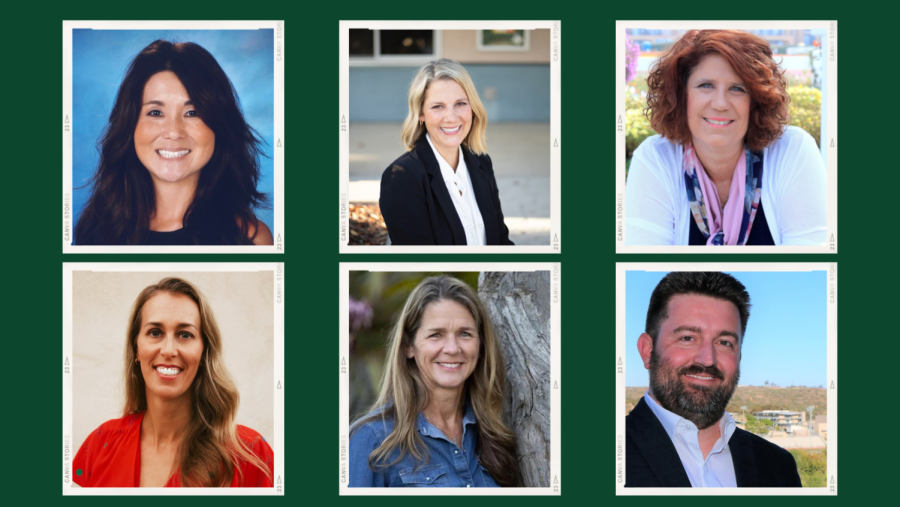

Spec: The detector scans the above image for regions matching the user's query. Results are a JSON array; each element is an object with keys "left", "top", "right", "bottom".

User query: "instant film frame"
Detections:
[
  {"left": 338, "top": 21, "right": 562, "bottom": 254},
  {"left": 615, "top": 21, "right": 837, "bottom": 254},
  {"left": 62, "top": 263, "right": 285, "bottom": 495},
  {"left": 339, "top": 262, "right": 561, "bottom": 494},
  {"left": 62, "top": 20, "right": 285, "bottom": 254},
  {"left": 615, "top": 263, "right": 837, "bottom": 495}
]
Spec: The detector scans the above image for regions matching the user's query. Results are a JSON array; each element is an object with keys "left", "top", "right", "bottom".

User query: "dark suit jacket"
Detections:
[
  {"left": 379, "top": 137, "right": 514, "bottom": 245},
  {"left": 626, "top": 398, "right": 802, "bottom": 487}
]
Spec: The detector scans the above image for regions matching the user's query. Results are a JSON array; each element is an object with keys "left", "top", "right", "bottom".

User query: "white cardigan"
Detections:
[{"left": 625, "top": 126, "right": 827, "bottom": 246}]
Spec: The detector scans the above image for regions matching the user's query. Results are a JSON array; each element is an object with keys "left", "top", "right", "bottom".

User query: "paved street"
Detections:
[{"left": 349, "top": 123, "right": 552, "bottom": 245}]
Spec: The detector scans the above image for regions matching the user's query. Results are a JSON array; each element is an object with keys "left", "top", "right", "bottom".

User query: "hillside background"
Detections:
[{"left": 625, "top": 386, "right": 828, "bottom": 415}]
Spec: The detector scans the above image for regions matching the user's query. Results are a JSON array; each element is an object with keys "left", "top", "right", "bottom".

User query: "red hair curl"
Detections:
[{"left": 644, "top": 30, "right": 790, "bottom": 152}]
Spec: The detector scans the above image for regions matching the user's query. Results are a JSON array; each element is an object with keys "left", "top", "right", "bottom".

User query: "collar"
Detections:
[
  {"left": 425, "top": 132, "right": 468, "bottom": 188},
  {"left": 643, "top": 391, "right": 736, "bottom": 448},
  {"left": 417, "top": 401, "right": 477, "bottom": 438}
]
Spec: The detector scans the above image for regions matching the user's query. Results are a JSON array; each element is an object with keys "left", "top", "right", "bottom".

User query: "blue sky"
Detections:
[{"left": 624, "top": 270, "right": 827, "bottom": 388}]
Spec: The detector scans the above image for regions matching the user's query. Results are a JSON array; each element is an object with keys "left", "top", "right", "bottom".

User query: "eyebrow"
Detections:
[
  {"left": 671, "top": 325, "right": 739, "bottom": 341},
  {"left": 143, "top": 100, "right": 194, "bottom": 106},
  {"left": 143, "top": 322, "right": 198, "bottom": 330}
]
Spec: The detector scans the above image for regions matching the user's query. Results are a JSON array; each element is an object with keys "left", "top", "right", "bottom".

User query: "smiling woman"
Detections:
[
  {"left": 625, "top": 30, "right": 827, "bottom": 247},
  {"left": 379, "top": 59, "right": 514, "bottom": 246},
  {"left": 74, "top": 40, "right": 272, "bottom": 245},
  {"left": 72, "top": 278, "right": 273, "bottom": 487},
  {"left": 349, "top": 275, "right": 519, "bottom": 487}
]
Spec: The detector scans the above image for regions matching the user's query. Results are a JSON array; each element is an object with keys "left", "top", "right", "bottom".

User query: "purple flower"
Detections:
[
  {"left": 625, "top": 33, "right": 640, "bottom": 84},
  {"left": 349, "top": 297, "right": 373, "bottom": 337}
]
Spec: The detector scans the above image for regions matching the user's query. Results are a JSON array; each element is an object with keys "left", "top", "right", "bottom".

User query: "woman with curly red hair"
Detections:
[{"left": 625, "top": 30, "right": 826, "bottom": 246}]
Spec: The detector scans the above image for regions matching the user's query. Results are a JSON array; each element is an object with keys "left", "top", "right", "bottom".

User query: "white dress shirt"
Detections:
[
  {"left": 644, "top": 391, "right": 738, "bottom": 487},
  {"left": 425, "top": 133, "right": 486, "bottom": 246}
]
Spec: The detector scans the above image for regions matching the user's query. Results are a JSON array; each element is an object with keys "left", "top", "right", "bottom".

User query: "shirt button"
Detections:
[
  {"left": 454, "top": 450, "right": 458, "bottom": 454},
  {"left": 467, "top": 484, "right": 471, "bottom": 487}
]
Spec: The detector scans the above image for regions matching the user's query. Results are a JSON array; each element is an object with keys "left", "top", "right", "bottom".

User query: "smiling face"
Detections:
[
  {"left": 134, "top": 71, "right": 216, "bottom": 185},
  {"left": 136, "top": 292, "right": 204, "bottom": 404},
  {"left": 685, "top": 54, "right": 751, "bottom": 155},
  {"left": 418, "top": 79, "right": 472, "bottom": 158},
  {"left": 406, "top": 299, "right": 480, "bottom": 397},
  {"left": 639, "top": 294, "right": 742, "bottom": 429}
]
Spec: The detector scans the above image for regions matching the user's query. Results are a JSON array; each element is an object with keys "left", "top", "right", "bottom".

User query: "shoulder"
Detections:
[
  {"left": 382, "top": 149, "right": 426, "bottom": 180},
  {"left": 633, "top": 134, "right": 679, "bottom": 162},
  {"left": 766, "top": 126, "right": 820, "bottom": 161},
  {"left": 350, "top": 410, "right": 394, "bottom": 445},
  {"left": 630, "top": 135, "right": 681, "bottom": 180},
  {"left": 93, "top": 413, "right": 143, "bottom": 435},
  {"left": 244, "top": 217, "right": 274, "bottom": 245},
  {"left": 236, "top": 425, "right": 274, "bottom": 459}
]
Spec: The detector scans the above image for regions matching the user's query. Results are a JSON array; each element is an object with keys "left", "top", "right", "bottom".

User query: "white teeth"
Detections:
[
  {"left": 705, "top": 118, "right": 733, "bottom": 126},
  {"left": 686, "top": 374, "right": 714, "bottom": 380},
  {"left": 158, "top": 149, "right": 190, "bottom": 159},
  {"left": 440, "top": 125, "right": 461, "bottom": 133},
  {"left": 156, "top": 366, "right": 182, "bottom": 376},
  {"left": 438, "top": 363, "right": 461, "bottom": 368}
]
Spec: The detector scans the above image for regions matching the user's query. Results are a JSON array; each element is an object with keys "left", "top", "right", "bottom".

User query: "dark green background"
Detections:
[{"left": 10, "top": 0, "right": 872, "bottom": 502}]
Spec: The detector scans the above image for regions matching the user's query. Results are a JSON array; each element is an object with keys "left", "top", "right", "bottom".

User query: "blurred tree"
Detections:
[{"left": 479, "top": 271, "right": 551, "bottom": 488}]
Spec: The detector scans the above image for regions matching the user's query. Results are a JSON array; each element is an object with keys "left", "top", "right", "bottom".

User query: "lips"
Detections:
[
  {"left": 154, "top": 364, "right": 184, "bottom": 377},
  {"left": 704, "top": 117, "right": 734, "bottom": 127},
  {"left": 437, "top": 362, "right": 462, "bottom": 370},
  {"left": 157, "top": 149, "right": 191, "bottom": 159},
  {"left": 440, "top": 125, "right": 462, "bottom": 135}
]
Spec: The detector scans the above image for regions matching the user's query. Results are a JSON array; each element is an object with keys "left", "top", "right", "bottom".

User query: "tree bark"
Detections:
[{"left": 479, "top": 271, "right": 551, "bottom": 487}]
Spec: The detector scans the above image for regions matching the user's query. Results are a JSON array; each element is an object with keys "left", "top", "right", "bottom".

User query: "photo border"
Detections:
[
  {"left": 62, "top": 262, "right": 285, "bottom": 495},
  {"left": 615, "top": 262, "right": 837, "bottom": 495},
  {"left": 615, "top": 21, "right": 837, "bottom": 254},
  {"left": 339, "top": 262, "right": 561, "bottom": 494},
  {"left": 62, "top": 20, "right": 285, "bottom": 254},
  {"left": 339, "top": 21, "right": 562, "bottom": 254}
]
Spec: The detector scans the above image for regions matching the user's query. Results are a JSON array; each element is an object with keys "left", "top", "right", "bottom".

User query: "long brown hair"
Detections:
[
  {"left": 353, "top": 275, "right": 520, "bottom": 486},
  {"left": 124, "top": 277, "right": 271, "bottom": 487}
]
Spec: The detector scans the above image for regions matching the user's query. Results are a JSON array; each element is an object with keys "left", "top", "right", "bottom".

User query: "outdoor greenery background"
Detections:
[{"left": 1, "top": 0, "right": 873, "bottom": 504}]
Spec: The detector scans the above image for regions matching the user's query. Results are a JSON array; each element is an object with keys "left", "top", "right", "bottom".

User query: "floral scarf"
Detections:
[{"left": 683, "top": 144, "right": 763, "bottom": 246}]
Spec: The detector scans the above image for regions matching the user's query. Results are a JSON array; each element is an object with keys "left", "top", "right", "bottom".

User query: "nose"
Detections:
[
  {"left": 443, "top": 334, "right": 461, "bottom": 354},
  {"left": 712, "top": 89, "right": 730, "bottom": 111},
  {"left": 160, "top": 334, "right": 178, "bottom": 358},
  {"left": 445, "top": 107, "right": 459, "bottom": 122},
  {"left": 692, "top": 339, "right": 716, "bottom": 367},
  {"left": 162, "top": 115, "right": 186, "bottom": 140}
]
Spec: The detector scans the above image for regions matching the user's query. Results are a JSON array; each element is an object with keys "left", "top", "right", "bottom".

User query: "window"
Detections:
[
  {"left": 476, "top": 30, "right": 529, "bottom": 51},
  {"left": 349, "top": 29, "right": 439, "bottom": 65}
]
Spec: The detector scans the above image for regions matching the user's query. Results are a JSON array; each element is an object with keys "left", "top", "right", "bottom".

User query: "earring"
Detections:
[
  {"left": 420, "top": 121, "right": 423, "bottom": 126},
  {"left": 135, "top": 359, "right": 140, "bottom": 364}
]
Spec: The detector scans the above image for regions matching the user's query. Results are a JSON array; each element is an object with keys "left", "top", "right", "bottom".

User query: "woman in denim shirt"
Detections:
[{"left": 349, "top": 276, "right": 519, "bottom": 487}]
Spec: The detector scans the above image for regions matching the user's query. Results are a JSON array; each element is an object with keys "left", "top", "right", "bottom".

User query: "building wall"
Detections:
[
  {"left": 349, "top": 64, "right": 550, "bottom": 122},
  {"left": 443, "top": 29, "right": 550, "bottom": 64}
]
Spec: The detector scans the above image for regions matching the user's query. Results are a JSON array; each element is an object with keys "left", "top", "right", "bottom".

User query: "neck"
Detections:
[
  {"left": 692, "top": 139, "right": 744, "bottom": 185},
  {"left": 422, "top": 386, "right": 465, "bottom": 426},
  {"left": 431, "top": 135, "right": 460, "bottom": 171},
  {"left": 150, "top": 176, "right": 199, "bottom": 232},
  {"left": 142, "top": 392, "right": 193, "bottom": 448}
]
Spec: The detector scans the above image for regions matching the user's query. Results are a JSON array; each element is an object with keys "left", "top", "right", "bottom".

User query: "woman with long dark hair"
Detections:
[{"left": 74, "top": 40, "right": 273, "bottom": 245}]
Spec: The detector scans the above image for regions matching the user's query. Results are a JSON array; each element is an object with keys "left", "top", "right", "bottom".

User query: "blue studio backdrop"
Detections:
[{"left": 72, "top": 29, "right": 275, "bottom": 235}]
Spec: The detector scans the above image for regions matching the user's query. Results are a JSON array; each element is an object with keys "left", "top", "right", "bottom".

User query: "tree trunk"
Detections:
[{"left": 479, "top": 271, "right": 551, "bottom": 487}]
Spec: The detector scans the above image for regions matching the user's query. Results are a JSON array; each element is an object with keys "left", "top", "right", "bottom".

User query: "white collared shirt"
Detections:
[
  {"left": 644, "top": 391, "right": 738, "bottom": 487},
  {"left": 425, "top": 133, "right": 486, "bottom": 246}
]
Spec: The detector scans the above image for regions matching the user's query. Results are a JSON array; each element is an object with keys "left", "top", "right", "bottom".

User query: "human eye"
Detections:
[
  {"left": 719, "top": 340, "right": 735, "bottom": 348},
  {"left": 731, "top": 86, "right": 746, "bottom": 93},
  {"left": 460, "top": 331, "right": 472, "bottom": 337},
  {"left": 679, "top": 335, "right": 695, "bottom": 342},
  {"left": 146, "top": 109, "right": 163, "bottom": 117},
  {"left": 148, "top": 329, "right": 162, "bottom": 338},
  {"left": 457, "top": 101, "right": 468, "bottom": 107},
  {"left": 185, "top": 110, "right": 199, "bottom": 117},
  {"left": 431, "top": 105, "right": 442, "bottom": 109},
  {"left": 178, "top": 331, "right": 194, "bottom": 340},
  {"left": 698, "top": 83, "right": 713, "bottom": 89}
]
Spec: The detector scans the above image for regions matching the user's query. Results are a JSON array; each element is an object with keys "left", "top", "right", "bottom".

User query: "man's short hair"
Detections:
[{"left": 645, "top": 272, "right": 751, "bottom": 344}]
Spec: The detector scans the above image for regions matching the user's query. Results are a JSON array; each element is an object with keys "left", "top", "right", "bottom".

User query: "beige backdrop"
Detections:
[{"left": 72, "top": 271, "right": 274, "bottom": 451}]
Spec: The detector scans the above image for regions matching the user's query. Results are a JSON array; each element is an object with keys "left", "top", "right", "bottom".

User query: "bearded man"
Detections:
[{"left": 626, "top": 272, "right": 802, "bottom": 488}]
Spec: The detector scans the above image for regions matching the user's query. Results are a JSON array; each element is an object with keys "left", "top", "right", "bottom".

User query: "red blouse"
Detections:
[{"left": 73, "top": 412, "right": 274, "bottom": 487}]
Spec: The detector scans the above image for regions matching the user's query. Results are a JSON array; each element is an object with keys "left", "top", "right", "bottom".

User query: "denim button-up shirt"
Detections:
[{"left": 349, "top": 403, "right": 500, "bottom": 487}]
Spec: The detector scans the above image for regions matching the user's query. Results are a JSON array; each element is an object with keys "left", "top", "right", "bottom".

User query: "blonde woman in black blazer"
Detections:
[{"left": 380, "top": 59, "right": 514, "bottom": 246}]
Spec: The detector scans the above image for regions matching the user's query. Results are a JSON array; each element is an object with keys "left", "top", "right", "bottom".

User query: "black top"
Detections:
[
  {"left": 144, "top": 228, "right": 193, "bottom": 245},
  {"left": 625, "top": 398, "right": 802, "bottom": 487},
  {"left": 688, "top": 200, "right": 775, "bottom": 246},
  {"left": 379, "top": 137, "right": 514, "bottom": 246}
]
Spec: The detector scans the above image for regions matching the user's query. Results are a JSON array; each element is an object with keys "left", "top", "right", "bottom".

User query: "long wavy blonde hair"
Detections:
[
  {"left": 400, "top": 59, "right": 489, "bottom": 155},
  {"left": 123, "top": 277, "right": 272, "bottom": 487},
  {"left": 354, "top": 275, "right": 519, "bottom": 486}
]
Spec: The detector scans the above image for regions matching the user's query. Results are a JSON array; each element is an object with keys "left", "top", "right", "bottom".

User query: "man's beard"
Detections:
[{"left": 649, "top": 350, "right": 740, "bottom": 430}]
